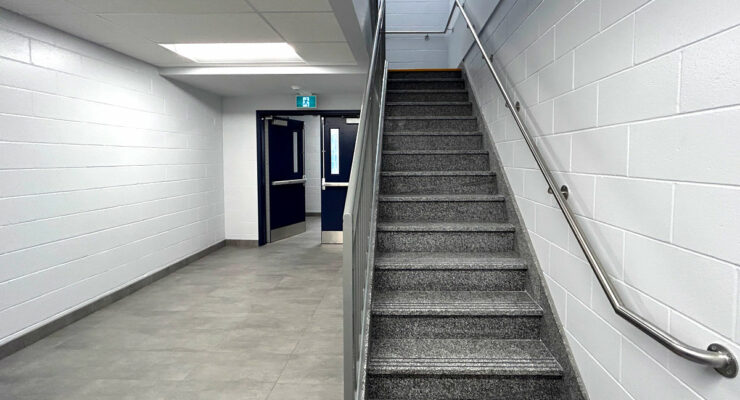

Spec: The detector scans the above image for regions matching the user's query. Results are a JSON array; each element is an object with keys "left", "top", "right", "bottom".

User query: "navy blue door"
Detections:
[
  {"left": 321, "top": 116, "right": 359, "bottom": 243},
  {"left": 267, "top": 117, "right": 306, "bottom": 242}
]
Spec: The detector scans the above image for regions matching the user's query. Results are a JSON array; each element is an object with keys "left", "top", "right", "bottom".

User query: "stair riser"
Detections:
[
  {"left": 380, "top": 175, "right": 497, "bottom": 195},
  {"left": 376, "top": 231, "right": 515, "bottom": 252},
  {"left": 387, "top": 91, "right": 469, "bottom": 102},
  {"left": 382, "top": 153, "right": 489, "bottom": 171},
  {"left": 389, "top": 71, "right": 462, "bottom": 79},
  {"left": 383, "top": 135, "right": 482, "bottom": 150},
  {"left": 385, "top": 118, "right": 478, "bottom": 132},
  {"left": 367, "top": 376, "right": 564, "bottom": 400},
  {"left": 387, "top": 80, "right": 465, "bottom": 90},
  {"left": 372, "top": 316, "right": 541, "bottom": 339},
  {"left": 386, "top": 104, "right": 473, "bottom": 116},
  {"left": 378, "top": 201, "right": 507, "bottom": 222},
  {"left": 374, "top": 269, "right": 526, "bottom": 291}
]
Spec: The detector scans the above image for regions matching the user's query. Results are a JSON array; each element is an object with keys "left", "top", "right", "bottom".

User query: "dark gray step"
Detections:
[
  {"left": 385, "top": 116, "right": 478, "bottom": 132},
  {"left": 389, "top": 70, "right": 462, "bottom": 79},
  {"left": 381, "top": 150, "right": 489, "bottom": 172},
  {"left": 376, "top": 222, "right": 516, "bottom": 253},
  {"left": 385, "top": 102, "right": 473, "bottom": 117},
  {"left": 383, "top": 131, "right": 483, "bottom": 150},
  {"left": 368, "top": 375, "right": 564, "bottom": 400},
  {"left": 367, "top": 339, "right": 564, "bottom": 399},
  {"left": 371, "top": 291, "right": 542, "bottom": 339},
  {"left": 378, "top": 194, "right": 507, "bottom": 222},
  {"left": 387, "top": 89, "right": 469, "bottom": 102},
  {"left": 374, "top": 252, "right": 527, "bottom": 291},
  {"left": 380, "top": 171, "right": 497, "bottom": 195},
  {"left": 387, "top": 78, "right": 465, "bottom": 91}
]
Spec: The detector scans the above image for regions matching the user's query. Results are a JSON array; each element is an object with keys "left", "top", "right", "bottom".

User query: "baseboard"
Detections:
[
  {"left": 0, "top": 240, "right": 226, "bottom": 361},
  {"left": 306, "top": 212, "right": 321, "bottom": 217},
  {"left": 224, "top": 239, "right": 259, "bottom": 248}
]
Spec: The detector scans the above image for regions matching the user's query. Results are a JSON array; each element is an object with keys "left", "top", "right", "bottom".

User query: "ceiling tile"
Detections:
[
  {"left": 103, "top": 40, "right": 192, "bottom": 66},
  {"left": 247, "top": 0, "right": 332, "bottom": 12},
  {"left": 0, "top": 0, "right": 83, "bottom": 15},
  {"left": 263, "top": 12, "right": 346, "bottom": 42},
  {"left": 99, "top": 13, "right": 281, "bottom": 43},
  {"left": 293, "top": 42, "right": 356, "bottom": 65},
  {"left": 66, "top": 0, "right": 254, "bottom": 14}
]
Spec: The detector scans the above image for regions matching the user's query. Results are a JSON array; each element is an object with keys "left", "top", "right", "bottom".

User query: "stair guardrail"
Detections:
[
  {"left": 449, "top": 0, "right": 736, "bottom": 378},
  {"left": 343, "top": 1, "right": 388, "bottom": 399}
]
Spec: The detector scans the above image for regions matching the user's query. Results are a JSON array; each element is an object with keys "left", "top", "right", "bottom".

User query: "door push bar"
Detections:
[
  {"left": 322, "top": 178, "right": 349, "bottom": 190},
  {"left": 272, "top": 177, "right": 307, "bottom": 186}
]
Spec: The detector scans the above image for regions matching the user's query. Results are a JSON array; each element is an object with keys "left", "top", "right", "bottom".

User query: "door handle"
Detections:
[
  {"left": 272, "top": 178, "right": 307, "bottom": 186},
  {"left": 322, "top": 178, "right": 349, "bottom": 190}
]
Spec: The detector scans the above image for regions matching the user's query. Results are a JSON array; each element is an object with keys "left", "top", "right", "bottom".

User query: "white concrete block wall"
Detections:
[
  {"left": 0, "top": 11, "right": 224, "bottom": 346},
  {"left": 459, "top": 0, "right": 740, "bottom": 398},
  {"left": 386, "top": 0, "right": 452, "bottom": 69}
]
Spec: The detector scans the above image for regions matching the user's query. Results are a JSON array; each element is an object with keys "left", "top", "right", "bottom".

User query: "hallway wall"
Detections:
[
  {"left": 458, "top": 0, "right": 740, "bottom": 398},
  {"left": 0, "top": 10, "right": 225, "bottom": 346},
  {"left": 222, "top": 93, "right": 361, "bottom": 241},
  {"left": 386, "top": 0, "right": 451, "bottom": 68}
]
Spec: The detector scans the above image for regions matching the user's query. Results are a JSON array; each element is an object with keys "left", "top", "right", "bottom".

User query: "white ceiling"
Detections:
[{"left": 0, "top": 0, "right": 361, "bottom": 68}]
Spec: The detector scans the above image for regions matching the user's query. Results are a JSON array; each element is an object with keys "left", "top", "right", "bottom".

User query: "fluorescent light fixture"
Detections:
[{"left": 160, "top": 43, "right": 305, "bottom": 64}]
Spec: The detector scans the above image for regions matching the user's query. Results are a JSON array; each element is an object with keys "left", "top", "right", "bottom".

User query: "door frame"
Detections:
[{"left": 257, "top": 109, "right": 360, "bottom": 246}]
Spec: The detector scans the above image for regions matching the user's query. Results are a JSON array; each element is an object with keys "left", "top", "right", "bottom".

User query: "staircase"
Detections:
[{"left": 365, "top": 70, "right": 583, "bottom": 399}]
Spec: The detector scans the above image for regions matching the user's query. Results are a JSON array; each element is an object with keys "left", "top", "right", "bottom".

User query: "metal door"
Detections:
[
  {"left": 265, "top": 117, "right": 306, "bottom": 242},
  {"left": 321, "top": 116, "right": 359, "bottom": 243}
]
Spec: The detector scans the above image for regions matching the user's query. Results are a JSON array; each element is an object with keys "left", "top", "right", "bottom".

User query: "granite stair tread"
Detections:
[
  {"left": 376, "top": 222, "right": 516, "bottom": 232},
  {"left": 380, "top": 170, "right": 494, "bottom": 177},
  {"left": 374, "top": 251, "right": 526, "bottom": 270},
  {"left": 382, "top": 149, "right": 488, "bottom": 155},
  {"left": 386, "top": 116, "right": 477, "bottom": 120},
  {"left": 386, "top": 89, "right": 468, "bottom": 93},
  {"left": 372, "top": 291, "right": 543, "bottom": 316},
  {"left": 383, "top": 130, "right": 482, "bottom": 136},
  {"left": 387, "top": 78, "right": 464, "bottom": 82},
  {"left": 368, "top": 338, "right": 563, "bottom": 376},
  {"left": 386, "top": 101, "right": 472, "bottom": 106},
  {"left": 378, "top": 194, "right": 505, "bottom": 202}
]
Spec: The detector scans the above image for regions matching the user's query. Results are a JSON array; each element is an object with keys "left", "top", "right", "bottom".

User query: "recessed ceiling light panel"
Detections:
[{"left": 160, "top": 43, "right": 305, "bottom": 64}]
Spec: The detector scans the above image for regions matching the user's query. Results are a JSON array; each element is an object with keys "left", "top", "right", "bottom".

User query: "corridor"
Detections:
[{"left": 0, "top": 218, "right": 343, "bottom": 400}]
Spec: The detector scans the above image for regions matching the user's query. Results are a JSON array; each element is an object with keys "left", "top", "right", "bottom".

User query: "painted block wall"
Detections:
[
  {"left": 0, "top": 10, "right": 225, "bottom": 346},
  {"left": 459, "top": 0, "right": 740, "bottom": 398},
  {"left": 386, "top": 0, "right": 452, "bottom": 69},
  {"left": 222, "top": 93, "right": 361, "bottom": 241}
]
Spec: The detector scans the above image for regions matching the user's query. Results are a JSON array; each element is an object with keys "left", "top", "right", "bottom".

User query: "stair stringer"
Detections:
[{"left": 462, "top": 67, "right": 590, "bottom": 400}]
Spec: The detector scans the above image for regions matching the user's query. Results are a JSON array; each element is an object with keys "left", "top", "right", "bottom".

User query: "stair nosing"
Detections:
[
  {"left": 367, "top": 339, "right": 563, "bottom": 377},
  {"left": 376, "top": 222, "right": 516, "bottom": 232},
  {"left": 382, "top": 149, "right": 488, "bottom": 155},
  {"left": 378, "top": 194, "right": 505, "bottom": 202},
  {"left": 386, "top": 101, "right": 472, "bottom": 106},
  {"left": 383, "top": 131, "right": 482, "bottom": 136},
  {"left": 385, "top": 116, "right": 476, "bottom": 120},
  {"left": 372, "top": 290, "right": 543, "bottom": 317},
  {"left": 388, "top": 78, "right": 464, "bottom": 82},
  {"left": 380, "top": 170, "right": 494, "bottom": 177}
]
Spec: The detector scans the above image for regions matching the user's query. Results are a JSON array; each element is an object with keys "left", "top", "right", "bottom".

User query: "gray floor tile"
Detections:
[{"left": 0, "top": 217, "right": 342, "bottom": 399}]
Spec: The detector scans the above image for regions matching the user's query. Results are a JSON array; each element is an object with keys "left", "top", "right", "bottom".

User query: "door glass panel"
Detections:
[
  {"left": 330, "top": 128, "right": 340, "bottom": 175},
  {"left": 293, "top": 131, "right": 298, "bottom": 173}
]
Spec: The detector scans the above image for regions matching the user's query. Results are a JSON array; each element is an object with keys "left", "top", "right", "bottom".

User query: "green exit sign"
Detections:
[{"left": 296, "top": 95, "right": 317, "bottom": 108}]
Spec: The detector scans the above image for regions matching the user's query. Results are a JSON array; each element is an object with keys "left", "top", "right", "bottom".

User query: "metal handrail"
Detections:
[
  {"left": 452, "top": 0, "right": 737, "bottom": 378},
  {"left": 343, "top": 1, "right": 387, "bottom": 399}
]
